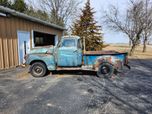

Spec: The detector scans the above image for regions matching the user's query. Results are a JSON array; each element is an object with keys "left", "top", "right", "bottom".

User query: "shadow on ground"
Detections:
[
  {"left": 0, "top": 58, "right": 152, "bottom": 114},
  {"left": 74, "top": 58, "right": 152, "bottom": 114},
  {"left": 52, "top": 70, "right": 97, "bottom": 76}
]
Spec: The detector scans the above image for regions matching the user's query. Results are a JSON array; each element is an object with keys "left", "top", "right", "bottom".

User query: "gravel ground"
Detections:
[{"left": 0, "top": 59, "right": 152, "bottom": 114}]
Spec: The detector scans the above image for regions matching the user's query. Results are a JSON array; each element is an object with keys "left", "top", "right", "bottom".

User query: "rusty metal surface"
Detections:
[{"left": 86, "top": 54, "right": 127, "bottom": 71}]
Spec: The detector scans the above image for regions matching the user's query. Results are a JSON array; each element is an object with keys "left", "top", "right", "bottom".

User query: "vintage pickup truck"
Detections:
[{"left": 25, "top": 36, "right": 130, "bottom": 78}]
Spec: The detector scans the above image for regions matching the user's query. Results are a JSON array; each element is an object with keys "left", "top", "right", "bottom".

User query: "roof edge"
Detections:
[{"left": 0, "top": 6, "right": 66, "bottom": 31}]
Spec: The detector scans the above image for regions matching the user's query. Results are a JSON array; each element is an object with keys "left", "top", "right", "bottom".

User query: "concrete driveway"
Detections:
[{"left": 0, "top": 59, "right": 152, "bottom": 114}]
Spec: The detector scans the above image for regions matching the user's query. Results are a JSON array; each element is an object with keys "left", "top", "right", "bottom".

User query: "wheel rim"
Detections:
[
  {"left": 33, "top": 66, "right": 43, "bottom": 75},
  {"left": 100, "top": 65, "right": 110, "bottom": 74}
]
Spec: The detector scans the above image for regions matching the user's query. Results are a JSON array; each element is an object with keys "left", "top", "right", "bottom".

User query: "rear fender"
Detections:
[
  {"left": 93, "top": 56, "right": 123, "bottom": 71},
  {"left": 124, "top": 56, "right": 131, "bottom": 69}
]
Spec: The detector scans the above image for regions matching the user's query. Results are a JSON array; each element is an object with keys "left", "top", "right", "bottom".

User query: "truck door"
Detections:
[{"left": 57, "top": 38, "right": 80, "bottom": 67}]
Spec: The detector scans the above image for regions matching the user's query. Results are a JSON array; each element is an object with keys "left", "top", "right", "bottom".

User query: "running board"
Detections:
[
  {"left": 56, "top": 67, "right": 82, "bottom": 71},
  {"left": 56, "top": 65, "right": 94, "bottom": 71}
]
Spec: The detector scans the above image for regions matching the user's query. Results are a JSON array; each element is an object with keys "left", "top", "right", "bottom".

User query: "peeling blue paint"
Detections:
[
  {"left": 26, "top": 54, "right": 56, "bottom": 70},
  {"left": 57, "top": 47, "right": 82, "bottom": 66},
  {"left": 83, "top": 54, "right": 126, "bottom": 65},
  {"left": 29, "top": 47, "right": 54, "bottom": 54}
]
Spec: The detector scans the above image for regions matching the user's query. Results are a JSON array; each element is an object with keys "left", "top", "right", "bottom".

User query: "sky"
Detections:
[
  {"left": 26, "top": 0, "right": 130, "bottom": 44},
  {"left": 89, "top": 0, "right": 129, "bottom": 44}
]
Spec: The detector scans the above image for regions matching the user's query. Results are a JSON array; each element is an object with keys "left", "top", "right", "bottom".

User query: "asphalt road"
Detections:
[{"left": 0, "top": 59, "right": 152, "bottom": 114}]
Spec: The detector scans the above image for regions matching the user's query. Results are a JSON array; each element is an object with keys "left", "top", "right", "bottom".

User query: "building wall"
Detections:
[{"left": 0, "top": 16, "right": 63, "bottom": 69}]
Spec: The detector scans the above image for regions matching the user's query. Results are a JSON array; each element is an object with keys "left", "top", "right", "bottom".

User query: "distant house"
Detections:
[{"left": 0, "top": 6, "right": 65, "bottom": 70}]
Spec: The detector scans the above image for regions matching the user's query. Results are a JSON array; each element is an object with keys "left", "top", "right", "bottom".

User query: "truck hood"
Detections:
[{"left": 29, "top": 47, "right": 54, "bottom": 54}]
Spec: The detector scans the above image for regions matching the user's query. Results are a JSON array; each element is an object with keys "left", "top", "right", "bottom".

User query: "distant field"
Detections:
[{"left": 103, "top": 44, "right": 152, "bottom": 59}]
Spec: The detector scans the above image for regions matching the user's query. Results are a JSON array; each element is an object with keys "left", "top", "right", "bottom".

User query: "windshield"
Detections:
[{"left": 61, "top": 39, "right": 76, "bottom": 47}]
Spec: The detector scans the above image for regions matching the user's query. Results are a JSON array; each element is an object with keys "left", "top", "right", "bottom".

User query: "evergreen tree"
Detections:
[
  {"left": 0, "top": 0, "right": 12, "bottom": 8},
  {"left": 25, "top": 6, "right": 50, "bottom": 22},
  {"left": 36, "top": 10, "right": 50, "bottom": 22},
  {"left": 50, "top": 9, "right": 64, "bottom": 27},
  {"left": 72, "top": 0, "right": 103, "bottom": 51},
  {"left": 12, "top": 0, "right": 27, "bottom": 12}
]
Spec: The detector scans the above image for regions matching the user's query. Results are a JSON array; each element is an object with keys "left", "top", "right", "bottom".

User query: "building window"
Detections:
[{"left": 33, "top": 31, "right": 56, "bottom": 47}]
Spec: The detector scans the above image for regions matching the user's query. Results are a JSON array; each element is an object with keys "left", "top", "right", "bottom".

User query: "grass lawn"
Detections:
[{"left": 103, "top": 44, "right": 152, "bottom": 59}]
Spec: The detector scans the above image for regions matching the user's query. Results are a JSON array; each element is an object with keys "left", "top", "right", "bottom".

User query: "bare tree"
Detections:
[
  {"left": 40, "top": 0, "right": 82, "bottom": 27},
  {"left": 104, "top": 0, "right": 152, "bottom": 55},
  {"left": 142, "top": 0, "right": 152, "bottom": 52},
  {"left": 147, "top": 37, "right": 152, "bottom": 45}
]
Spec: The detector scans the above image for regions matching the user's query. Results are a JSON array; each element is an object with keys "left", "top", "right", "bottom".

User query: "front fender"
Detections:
[{"left": 26, "top": 54, "right": 56, "bottom": 70}]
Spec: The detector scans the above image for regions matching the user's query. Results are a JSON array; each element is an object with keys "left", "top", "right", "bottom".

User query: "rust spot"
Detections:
[
  {"left": 93, "top": 58, "right": 112, "bottom": 71},
  {"left": 114, "top": 60, "right": 123, "bottom": 69}
]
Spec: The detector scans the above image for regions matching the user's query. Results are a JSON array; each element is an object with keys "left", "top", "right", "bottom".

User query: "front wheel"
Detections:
[
  {"left": 97, "top": 62, "right": 114, "bottom": 78},
  {"left": 30, "top": 62, "right": 47, "bottom": 77}
]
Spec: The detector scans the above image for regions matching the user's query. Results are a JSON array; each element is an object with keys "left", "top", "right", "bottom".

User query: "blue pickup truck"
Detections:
[{"left": 25, "top": 36, "right": 130, "bottom": 78}]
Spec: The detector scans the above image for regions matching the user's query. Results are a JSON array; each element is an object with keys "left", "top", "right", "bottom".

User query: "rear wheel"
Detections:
[
  {"left": 30, "top": 62, "right": 47, "bottom": 77},
  {"left": 97, "top": 62, "right": 114, "bottom": 78}
]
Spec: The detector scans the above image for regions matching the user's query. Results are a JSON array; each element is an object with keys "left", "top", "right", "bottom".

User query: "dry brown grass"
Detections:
[{"left": 103, "top": 44, "right": 152, "bottom": 59}]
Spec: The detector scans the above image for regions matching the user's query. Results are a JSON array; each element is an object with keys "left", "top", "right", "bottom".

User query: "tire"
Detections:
[
  {"left": 30, "top": 62, "right": 47, "bottom": 77},
  {"left": 97, "top": 62, "right": 114, "bottom": 78}
]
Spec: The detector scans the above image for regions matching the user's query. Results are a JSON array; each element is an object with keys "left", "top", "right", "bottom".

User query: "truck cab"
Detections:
[{"left": 25, "top": 36, "right": 83, "bottom": 77}]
